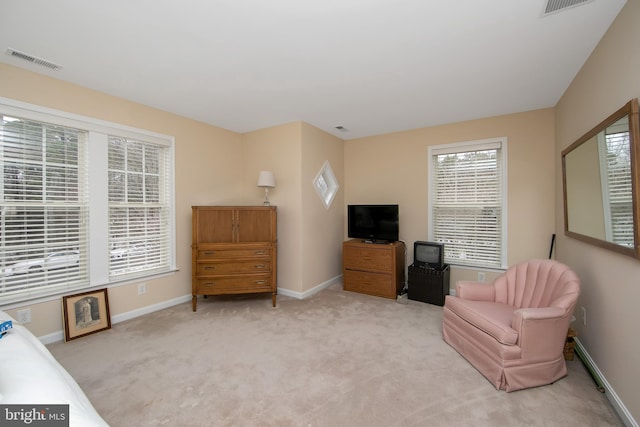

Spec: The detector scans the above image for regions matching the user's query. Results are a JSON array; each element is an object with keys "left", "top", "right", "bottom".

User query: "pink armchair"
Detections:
[{"left": 442, "top": 259, "right": 580, "bottom": 392}]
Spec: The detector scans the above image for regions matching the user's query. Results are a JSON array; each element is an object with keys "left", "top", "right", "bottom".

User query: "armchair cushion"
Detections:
[
  {"left": 444, "top": 298, "right": 518, "bottom": 345},
  {"left": 442, "top": 259, "right": 580, "bottom": 392}
]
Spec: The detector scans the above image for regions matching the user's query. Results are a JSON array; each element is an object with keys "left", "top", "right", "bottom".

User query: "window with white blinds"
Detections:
[
  {"left": 108, "top": 136, "right": 171, "bottom": 278},
  {"left": 429, "top": 138, "right": 507, "bottom": 269},
  {"left": 0, "top": 117, "right": 89, "bottom": 301},
  {"left": 600, "top": 128, "right": 633, "bottom": 247},
  {"left": 0, "top": 98, "right": 175, "bottom": 305}
]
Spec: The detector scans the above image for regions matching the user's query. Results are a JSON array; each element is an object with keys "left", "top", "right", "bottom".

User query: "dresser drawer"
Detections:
[
  {"left": 196, "top": 260, "right": 271, "bottom": 275},
  {"left": 198, "top": 247, "right": 271, "bottom": 259},
  {"left": 343, "top": 269, "right": 396, "bottom": 299},
  {"left": 343, "top": 246, "right": 392, "bottom": 272},
  {"left": 195, "top": 275, "right": 273, "bottom": 294}
]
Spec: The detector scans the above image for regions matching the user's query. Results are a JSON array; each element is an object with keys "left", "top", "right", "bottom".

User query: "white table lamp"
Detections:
[{"left": 257, "top": 171, "right": 276, "bottom": 206}]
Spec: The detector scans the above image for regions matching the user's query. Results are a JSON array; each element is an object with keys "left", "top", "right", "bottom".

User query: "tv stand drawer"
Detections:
[
  {"left": 342, "top": 239, "right": 405, "bottom": 300},
  {"left": 343, "top": 270, "right": 395, "bottom": 299},
  {"left": 343, "top": 245, "right": 393, "bottom": 272}
]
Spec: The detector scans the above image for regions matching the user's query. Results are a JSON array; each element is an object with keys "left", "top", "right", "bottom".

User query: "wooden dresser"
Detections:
[
  {"left": 191, "top": 206, "right": 277, "bottom": 311},
  {"left": 343, "top": 239, "right": 405, "bottom": 299}
]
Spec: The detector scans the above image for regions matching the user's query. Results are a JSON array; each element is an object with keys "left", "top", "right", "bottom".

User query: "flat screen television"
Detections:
[
  {"left": 348, "top": 204, "right": 399, "bottom": 243},
  {"left": 413, "top": 241, "right": 445, "bottom": 269}
]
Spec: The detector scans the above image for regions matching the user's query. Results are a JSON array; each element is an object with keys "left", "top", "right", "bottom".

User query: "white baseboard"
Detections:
[
  {"left": 39, "top": 278, "right": 344, "bottom": 345},
  {"left": 111, "top": 294, "right": 192, "bottom": 324},
  {"left": 575, "top": 338, "right": 637, "bottom": 427},
  {"left": 277, "top": 275, "right": 342, "bottom": 300},
  {"left": 39, "top": 294, "right": 192, "bottom": 345},
  {"left": 39, "top": 330, "right": 65, "bottom": 345}
]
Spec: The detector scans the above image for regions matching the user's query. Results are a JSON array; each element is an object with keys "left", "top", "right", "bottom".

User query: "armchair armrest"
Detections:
[
  {"left": 456, "top": 281, "right": 495, "bottom": 301},
  {"left": 512, "top": 307, "right": 571, "bottom": 360},
  {"left": 513, "top": 307, "right": 565, "bottom": 322}
]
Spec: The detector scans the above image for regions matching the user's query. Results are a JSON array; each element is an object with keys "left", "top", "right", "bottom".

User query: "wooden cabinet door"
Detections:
[
  {"left": 236, "top": 208, "right": 276, "bottom": 242},
  {"left": 193, "top": 207, "right": 235, "bottom": 243}
]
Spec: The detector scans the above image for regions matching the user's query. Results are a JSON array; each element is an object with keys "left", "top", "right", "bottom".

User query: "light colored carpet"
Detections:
[{"left": 47, "top": 283, "right": 623, "bottom": 427}]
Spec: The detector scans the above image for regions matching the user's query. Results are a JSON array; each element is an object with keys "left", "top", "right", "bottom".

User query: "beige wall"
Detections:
[
  {"left": 242, "top": 121, "right": 345, "bottom": 295},
  {"left": 0, "top": 63, "right": 244, "bottom": 336},
  {"left": 301, "top": 122, "right": 344, "bottom": 294},
  {"left": 344, "top": 108, "right": 556, "bottom": 284},
  {"left": 554, "top": 0, "right": 640, "bottom": 422},
  {"left": 242, "top": 122, "right": 304, "bottom": 293}
]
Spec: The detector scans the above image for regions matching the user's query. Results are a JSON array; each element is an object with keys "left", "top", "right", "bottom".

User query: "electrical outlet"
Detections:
[
  {"left": 581, "top": 306, "right": 587, "bottom": 326},
  {"left": 16, "top": 308, "right": 31, "bottom": 324},
  {"left": 138, "top": 283, "right": 147, "bottom": 295},
  {"left": 478, "top": 272, "right": 485, "bottom": 282}
]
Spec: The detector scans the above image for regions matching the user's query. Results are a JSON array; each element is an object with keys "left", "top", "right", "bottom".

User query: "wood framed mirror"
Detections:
[{"left": 562, "top": 98, "right": 640, "bottom": 258}]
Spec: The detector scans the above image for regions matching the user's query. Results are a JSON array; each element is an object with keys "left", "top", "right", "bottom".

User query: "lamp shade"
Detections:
[{"left": 257, "top": 171, "right": 276, "bottom": 188}]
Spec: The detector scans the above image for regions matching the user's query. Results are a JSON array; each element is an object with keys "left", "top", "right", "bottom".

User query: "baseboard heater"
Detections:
[{"left": 575, "top": 342, "right": 605, "bottom": 393}]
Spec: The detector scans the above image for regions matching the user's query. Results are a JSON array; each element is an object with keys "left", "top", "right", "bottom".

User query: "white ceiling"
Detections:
[{"left": 0, "top": 0, "right": 627, "bottom": 139}]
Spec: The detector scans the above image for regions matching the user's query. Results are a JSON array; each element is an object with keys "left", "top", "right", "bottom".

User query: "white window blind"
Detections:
[
  {"left": 601, "top": 129, "right": 633, "bottom": 247},
  {"left": 0, "top": 115, "right": 89, "bottom": 301},
  {"left": 430, "top": 139, "right": 506, "bottom": 268},
  {"left": 0, "top": 97, "right": 175, "bottom": 305},
  {"left": 108, "top": 136, "right": 172, "bottom": 278}
]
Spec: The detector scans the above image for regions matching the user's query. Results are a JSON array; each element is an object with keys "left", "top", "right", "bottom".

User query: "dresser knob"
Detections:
[{"left": 254, "top": 264, "right": 266, "bottom": 269}]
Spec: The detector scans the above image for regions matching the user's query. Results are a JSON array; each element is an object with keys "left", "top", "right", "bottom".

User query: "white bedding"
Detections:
[{"left": 0, "top": 310, "right": 109, "bottom": 426}]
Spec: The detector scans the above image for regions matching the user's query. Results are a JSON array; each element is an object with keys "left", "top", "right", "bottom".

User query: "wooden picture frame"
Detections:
[{"left": 62, "top": 288, "right": 111, "bottom": 341}]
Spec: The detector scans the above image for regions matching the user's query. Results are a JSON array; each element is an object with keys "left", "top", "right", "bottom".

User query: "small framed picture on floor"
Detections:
[{"left": 62, "top": 288, "right": 111, "bottom": 341}]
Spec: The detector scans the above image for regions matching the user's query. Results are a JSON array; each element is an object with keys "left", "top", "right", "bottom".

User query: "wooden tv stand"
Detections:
[{"left": 342, "top": 239, "right": 405, "bottom": 299}]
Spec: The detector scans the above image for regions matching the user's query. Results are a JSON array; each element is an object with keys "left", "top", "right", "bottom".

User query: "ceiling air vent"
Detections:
[
  {"left": 6, "top": 48, "right": 62, "bottom": 70},
  {"left": 543, "top": 0, "right": 593, "bottom": 16}
]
